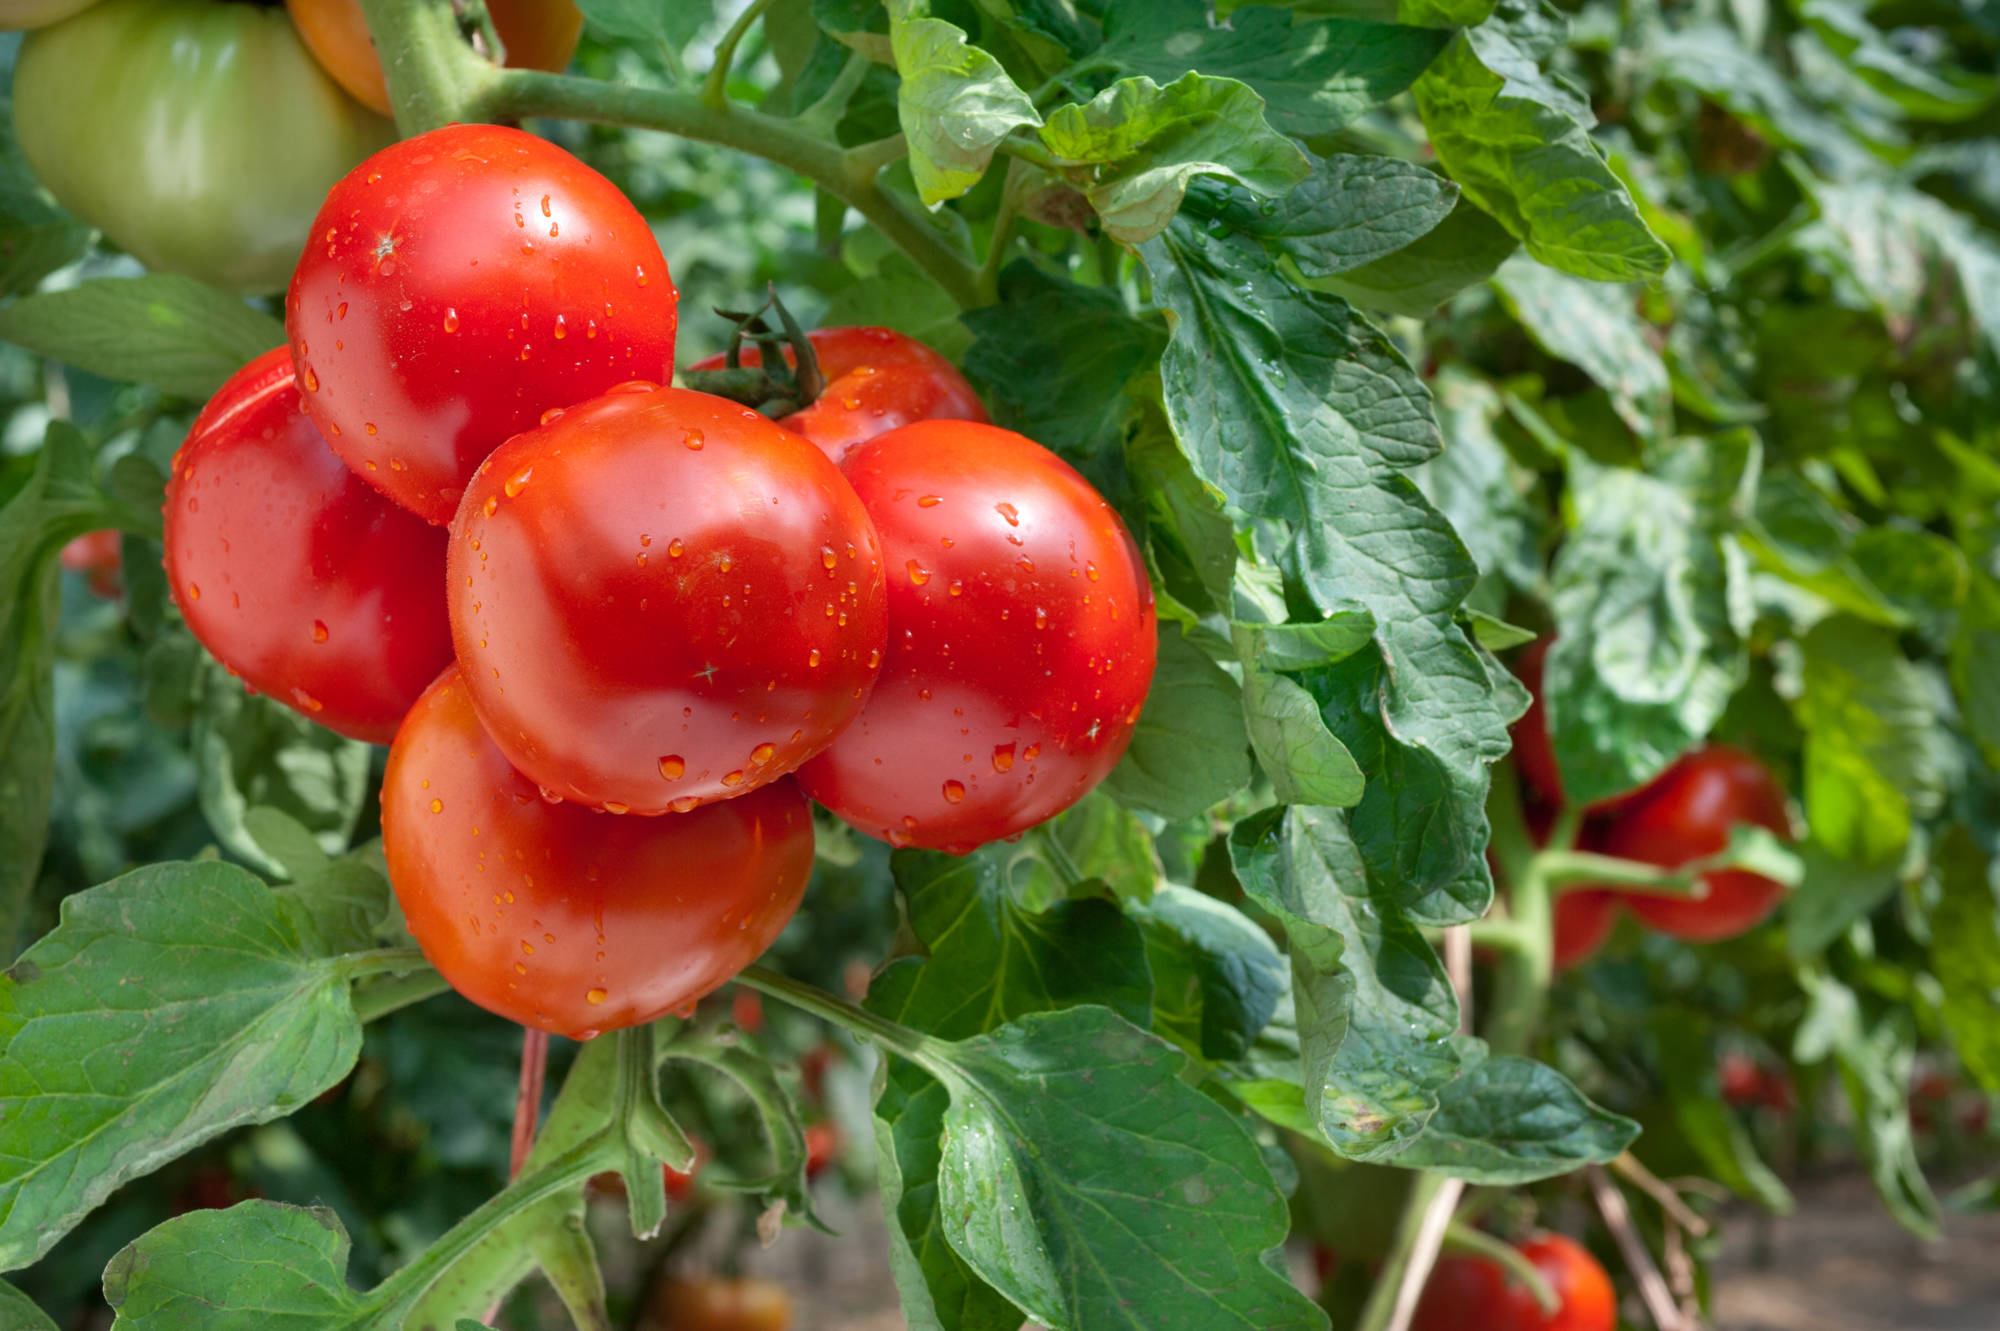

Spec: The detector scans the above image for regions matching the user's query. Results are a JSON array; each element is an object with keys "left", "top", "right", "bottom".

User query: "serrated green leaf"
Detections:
[
  {"left": 1184, "top": 153, "right": 1459, "bottom": 279},
  {"left": 1126, "top": 393, "right": 1237, "bottom": 619},
  {"left": 1492, "top": 254, "right": 1670, "bottom": 440},
  {"left": 1241, "top": 667, "right": 1364, "bottom": 806},
  {"left": 1414, "top": 0, "right": 1668, "bottom": 281},
  {"left": 0, "top": 862, "right": 367, "bottom": 1269},
  {"left": 1795, "top": 617, "right": 1945, "bottom": 866},
  {"left": 0, "top": 276, "right": 283, "bottom": 399},
  {"left": 889, "top": 0, "right": 1042, "bottom": 204},
  {"left": 1039, "top": 73, "right": 1309, "bottom": 244},
  {"left": 576, "top": 0, "right": 716, "bottom": 49},
  {"left": 0, "top": 1278, "right": 54, "bottom": 1331},
  {"left": 104, "top": 1202, "right": 365, "bottom": 1329},
  {"left": 1235, "top": 612, "right": 1378, "bottom": 672},
  {"left": 929, "top": 1007, "right": 1326, "bottom": 1330},
  {"left": 1130, "top": 885, "right": 1285, "bottom": 1062},
  {"left": 1929, "top": 828, "right": 2000, "bottom": 1093},
  {"left": 1145, "top": 217, "right": 1515, "bottom": 915},
  {"left": 1321, "top": 197, "right": 1519, "bottom": 316},
  {"left": 1101, "top": 624, "right": 1252, "bottom": 820},
  {"left": 1544, "top": 439, "right": 1755, "bottom": 804},
  {"left": 1800, "top": 181, "right": 2000, "bottom": 364},
  {"left": 1094, "top": 0, "right": 1450, "bottom": 136},
  {"left": 1465, "top": 611, "right": 1537, "bottom": 651},
  {"left": 1415, "top": 368, "right": 1541, "bottom": 591},
  {"left": 1801, "top": 0, "right": 1995, "bottom": 122},
  {"left": 821, "top": 251, "right": 969, "bottom": 359},
  {"left": 1389, "top": 1049, "right": 1638, "bottom": 1183}
]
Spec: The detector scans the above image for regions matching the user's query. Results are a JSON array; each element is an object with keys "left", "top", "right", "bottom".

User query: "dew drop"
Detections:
[
  {"left": 668, "top": 538, "right": 685, "bottom": 558},
  {"left": 504, "top": 467, "right": 533, "bottom": 498},
  {"left": 721, "top": 770, "right": 746, "bottom": 787},
  {"left": 429, "top": 798, "right": 443, "bottom": 814},
  {"left": 1086, "top": 561, "right": 1100, "bottom": 582},
  {"left": 301, "top": 365, "right": 319, "bottom": 392},
  {"left": 906, "top": 560, "right": 931, "bottom": 586},
  {"left": 312, "top": 620, "right": 329, "bottom": 643},
  {"left": 948, "top": 580, "right": 964, "bottom": 597},
  {"left": 540, "top": 406, "right": 565, "bottom": 426},
  {"left": 821, "top": 546, "right": 838, "bottom": 570},
  {"left": 483, "top": 496, "right": 499, "bottom": 517},
  {"left": 659, "top": 754, "right": 686, "bottom": 780},
  {"left": 942, "top": 780, "right": 966, "bottom": 804},
  {"left": 669, "top": 795, "right": 701, "bottom": 813},
  {"left": 918, "top": 494, "right": 942, "bottom": 508},
  {"left": 444, "top": 308, "right": 459, "bottom": 332},
  {"left": 186, "top": 582, "right": 201, "bottom": 601},
  {"left": 683, "top": 428, "right": 705, "bottom": 451},
  {"left": 751, "top": 742, "right": 776, "bottom": 764},
  {"left": 1034, "top": 608, "right": 1048, "bottom": 629},
  {"left": 604, "top": 801, "right": 630, "bottom": 814},
  {"left": 586, "top": 987, "right": 608, "bottom": 1005},
  {"left": 808, "top": 648, "right": 822, "bottom": 667},
  {"left": 992, "top": 743, "right": 1015, "bottom": 773},
  {"left": 995, "top": 501, "right": 1019, "bottom": 526}
]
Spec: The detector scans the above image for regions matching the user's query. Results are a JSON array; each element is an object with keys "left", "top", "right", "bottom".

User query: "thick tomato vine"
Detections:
[
  {"left": 286, "top": 0, "right": 582, "bottom": 118},
  {"left": 380, "top": 668, "right": 815, "bottom": 1039},
  {"left": 287, "top": 122, "right": 679, "bottom": 524},
  {"left": 164, "top": 346, "right": 453, "bottom": 744}
]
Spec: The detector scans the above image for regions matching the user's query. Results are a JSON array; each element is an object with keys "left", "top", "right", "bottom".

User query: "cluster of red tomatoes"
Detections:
[
  {"left": 160, "top": 124, "right": 1157, "bottom": 1039},
  {"left": 1510, "top": 640, "right": 1794, "bottom": 966}
]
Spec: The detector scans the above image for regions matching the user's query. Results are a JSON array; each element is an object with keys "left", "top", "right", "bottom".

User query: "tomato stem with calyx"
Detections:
[{"left": 681, "top": 287, "right": 829, "bottom": 416}]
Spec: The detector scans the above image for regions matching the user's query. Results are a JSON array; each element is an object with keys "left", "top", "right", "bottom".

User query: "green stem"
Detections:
[
  {"left": 1354, "top": 1172, "right": 1457, "bottom": 1331},
  {"left": 338, "top": 946, "right": 432, "bottom": 980},
  {"left": 736, "top": 964, "right": 935, "bottom": 1065},
  {"left": 844, "top": 133, "right": 910, "bottom": 185},
  {"left": 1535, "top": 849, "right": 1705, "bottom": 896},
  {"left": 797, "top": 50, "right": 872, "bottom": 128},
  {"left": 459, "top": 0, "right": 506, "bottom": 66},
  {"left": 976, "top": 158, "right": 1029, "bottom": 304},
  {"left": 1441, "top": 1221, "right": 1558, "bottom": 1314},
  {"left": 352, "top": 966, "right": 451, "bottom": 1023},
  {"left": 701, "top": 0, "right": 775, "bottom": 110},
  {"left": 355, "top": 0, "right": 500, "bottom": 135}
]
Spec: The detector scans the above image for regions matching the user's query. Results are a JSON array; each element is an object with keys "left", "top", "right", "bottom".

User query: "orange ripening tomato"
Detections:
[
  {"left": 164, "top": 346, "right": 453, "bottom": 743},
  {"left": 687, "top": 326, "right": 989, "bottom": 466},
  {"left": 653, "top": 1276, "right": 792, "bottom": 1331},
  {"left": 1412, "top": 1233, "right": 1616, "bottom": 1331},
  {"left": 286, "top": 0, "right": 582, "bottom": 117},
  {"left": 380, "top": 668, "right": 815, "bottom": 1039}
]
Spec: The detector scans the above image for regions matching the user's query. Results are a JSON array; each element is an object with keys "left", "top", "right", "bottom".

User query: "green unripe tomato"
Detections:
[
  {"left": 13, "top": 0, "right": 395, "bottom": 294},
  {"left": 0, "top": 0, "right": 99, "bottom": 31}
]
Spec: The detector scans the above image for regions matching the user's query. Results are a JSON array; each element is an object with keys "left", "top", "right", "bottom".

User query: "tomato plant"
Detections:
[
  {"left": 5, "top": 0, "right": 2000, "bottom": 1329},
  {"left": 164, "top": 346, "right": 453, "bottom": 744},
  {"left": 285, "top": 0, "right": 582, "bottom": 118},
  {"left": 651, "top": 1275, "right": 792, "bottom": 1331},
  {"left": 12, "top": 0, "right": 393, "bottom": 293},
  {"left": 288, "top": 122, "right": 679, "bottom": 524},
  {"left": 447, "top": 382, "right": 887, "bottom": 814},
  {"left": 798, "top": 420, "right": 1156, "bottom": 851},
  {"left": 381, "top": 668, "right": 815, "bottom": 1038}
]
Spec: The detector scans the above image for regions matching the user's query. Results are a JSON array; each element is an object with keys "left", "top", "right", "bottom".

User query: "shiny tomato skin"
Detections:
[
  {"left": 1603, "top": 744, "right": 1791, "bottom": 943},
  {"left": 653, "top": 1276, "right": 792, "bottom": 1331},
  {"left": 381, "top": 669, "right": 815, "bottom": 1038},
  {"left": 796, "top": 420, "right": 1156, "bottom": 852},
  {"left": 164, "top": 347, "right": 452, "bottom": 744},
  {"left": 688, "top": 326, "right": 988, "bottom": 466},
  {"left": 288, "top": 123, "right": 677, "bottom": 524},
  {"left": 286, "top": 0, "right": 582, "bottom": 117},
  {"left": 1412, "top": 1233, "right": 1616, "bottom": 1331},
  {"left": 14, "top": 0, "right": 393, "bottom": 294},
  {"left": 448, "top": 383, "right": 887, "bottom": 814}
]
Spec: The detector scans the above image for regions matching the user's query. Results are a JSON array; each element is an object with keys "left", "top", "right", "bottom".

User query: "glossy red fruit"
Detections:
[
  {"left": 448, "top": 383, "right": 887, "bottom": 814},
  {"left": 804, "top": 1120, "right": 841, "bottom": 1181},
  {"left": 1552, "top": 891, "right": 1617, "bottom": 969},
  {"left": 381, "top": 668, "right": 816, "bottom": 1038},
  {"left": 164, "top": 346, "right": 452, "bottom": 743},
  {"left": 1511, "top": 638, "right": 1566, "bottom": 807},
  {"left": 688, "top": 325, "right": 988, "bottom": 466},
  {"left": 287, "top": 123, "right": 677, "bottom": 524},
  {"left": 1603, "top": 744, "right": 1791, "bottom": 943},
  {"left": 1412, "top": 1233, "right": 1617, "bottom": 1331},
  {"left": 797, "top": 421, "right": 1154, "bottom": 851},
  {"left": 60, "top": 528, "right": 121, "bottom": 598}
]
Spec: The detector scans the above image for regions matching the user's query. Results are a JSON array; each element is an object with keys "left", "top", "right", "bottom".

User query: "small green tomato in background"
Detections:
[{"left": 12, "top": 0, "right": 394, "bottom": 294}]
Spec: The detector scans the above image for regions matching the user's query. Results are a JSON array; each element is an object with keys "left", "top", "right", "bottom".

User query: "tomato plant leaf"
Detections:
[
  {"left": 1416, "top": 370, "right": 1543, "bottom": 592},
  {"left": 0, "top": 862, "right": 369, "bottom": 1270},
  {"left": 1093, "top": 0, "right": 1450, "bottom": 136},
  {"left": 1294, "top": 0, "right": 1496, "bottom": 27},
  {"left": 1543, "top": 438, "right": 1755, "bottom": 804},
  {"left": 1241, "top": 667, "right": 1364, "bottom": 807},
  {"left": 887, "top": 0, "right": 1042, "bottom": 205},
  {"left": 102, "top": 1202, "right": 366, "bottom": 1329},
  {"left": 1101, "top": 625, "right": 1251, "bottom": 821},
  {"left": 0, "top": 108, "right": 89, "bottom": 301},
  {"left": 1492, "top": 256, "right": 1671, "bottom": 441},
  {"left": 1800, "top": 180, "right": 2000, "bottom": 363},
  {"left": 0, "top": 275, "right": 283, "bottom": 401},
  {"left": 1931, "top": 827, "right": 2000, "bottom": 1093},
  {"left": 1651, "top": 1015, "right": 1794, "bottom": 1211},
  {"left": 1130, "top": 885, "right": 1286, "bottom": 1063},
  {"left": 575, "top": 0, "right": 716, "bottom": 53},
  {"left": 1039, "top": 73, "right": 1309, "bottom": 244},
  {"left": 1800, "top": 0, "right": 1995, "bottom": 122},
  {"left": 1321, "top": 198, "right": 1519, "bottom": 316},
  {"left": 820, "top": 252, "right": 968, "bottom": 359},
  {"left": 1183, "top": 154, "right": 1459, "bottom": 279},
  {"left": 1147, "top": 217, "right": 1518, "bottom": 917},
  {"left": 926, "top": 1007, "right": 1326, "bottom": 1331},
  {"left": 1390, "top": 1050, "right": 1638, "bottom": 1183},
  {"left": 1795, "top": 617, "right": 1947, "bottom": 866},
  {"left": 1413, "top": 0, "right": 1669, "bottom": 281},
  {"left": 1639, "top": 26, "right": 1865, "bottom": 172}
]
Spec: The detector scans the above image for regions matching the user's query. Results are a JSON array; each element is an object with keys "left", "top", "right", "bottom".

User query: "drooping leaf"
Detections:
[
  {"left": 1492, "top": 255, "right": 1671, "bottom": 441},
  {"left": 1415, "top": 368, "right": 1542, "bottom": 591},
  {"left": 1800, "top": 0, "right": 1995, "bottom": 122},
  {"left": 103, "top": 1203, "right": 368, "bottom": 1329},
  {"left": 1413, "top": 0, "right": 1668, "bottom": 281},
  {"left": 1039, "top": 73, "right": 1309, "bottom": 244},
  {"left": 1130, "top": 885, "right": 1286, "bottom": 1063},
  {"left": 1183, "top": 153, "right": 1459, "bottom": 279},
  {"left": 1543, "top": 438, "right": 1756, "bottom": 804},
  {"left": 888, "top": 0, "right": 1042, "bottom": 204},
  {"left": 1094, "top": 0, "right": 1450, "bottom": 136},
  {"left": 1101, "top": 625, "right": 1252, "bottom": 820},
  {"left": 1322, "top": 198, "right": 1519, "bottom": 316},
  {"left": 1388, "top": 1049, "right": 1639, "bottom": 1183},
  {"left": 0, "top": 861, "right": 369, "bottom": 1269},
  {"left": 0, "top": 275, "right": 284, "bottom": 400}
]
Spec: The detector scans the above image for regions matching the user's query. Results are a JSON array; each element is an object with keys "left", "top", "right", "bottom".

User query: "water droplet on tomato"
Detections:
[
  {"left": 444, "top": 308, "right": 459, "bottom": 332},
  {"left": 821, "top": 547, "right": 837, "bottom": 570},
  {"left": 312, "top": 621, "right": 329, "bottom": 643},
  {"left": 995, "top": 502, "right": 1019, "bottom": 526},
  {"left": 540, "top": 406, "right": 565, "bottom": 426},
  {"left": 1034, "top": 608, "right": 1048, "bottom": 629},
  {"left": 586, "top": 987, "right": 608, "bottom": 1005},
  {"left": 301, "top": 365, "right": 319, "bottom": 392},
  {"left": 808, "top": 648, "right": 822, "bottom": 667},
  {"left": 668, "top": 538, "right": 685, "bottom": 557},
  {"left": 992, "top": 743, "right": 1015, "bottom": 773},
  {"left": 504, "top": 467, "right": 533, "bottom": 498},
  {"left": 553, "top": 315, "right": 567, "bottom": 340},
  {"left": 669, "top": 795, "right": 700, "bottom": 813},
  {"left": 604, "top": 801, "right": 629, "bottom": 814},
  {"left": 659, "top": 755, "right": 685, "bottom": 780},
  {"left": 918, "top": 494, "right": 942, "bottom": 507},
  {"left": 636, "top": 265, "right": 649, "bottom": 286},
  {"left": 948, "top": 580, "right": 963, "bottom": 597},
  {"left": 429, "top": 798, "right": 443, "bottom": 814},
  {"left": 186, "top": 582, "right": 200, "bottom": 601},
  {"left": 942, "top": 780, "right": 966, "bottom": 803},
  {"left": 683, "top": 428, "right": 704, "bottom": 450},
  {"left": 484, "top": 496, "right": 499, "bottom": 517},
  {"left": 721, "top": 770, "right": 745, "bottom": 787},
  {"left": 751, "top": 743, "right": 776, "bottom": 764},
  {"left": 906, "top": 560, "right": 930, "bottom": 586}
]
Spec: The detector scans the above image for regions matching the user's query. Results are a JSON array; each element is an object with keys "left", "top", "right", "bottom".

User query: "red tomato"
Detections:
[
  {"left": 1718, "top": 1051, "right": 1765, "bottom": 1107},
  {"left": 288, "top": 123, "right": 677, "bottom": 525},
  {"left": 1552, "top": 891, "right": 1616, "bottom": 968},
  {"left": 1601, "top": 744, "right": 1791, "bottom": 943},
  {"left": 381, "top": 668, "right": 815, "bottom": 1038},
  {"left": 796, "top": 421, "right": 1155, "bottom": 852},
  {"left": 1510, "top": 638, "right": 1566, "bottom": 807},
  {"left": 60, "top": 528, "right": 121, "bottom": 598},
  {"left": 688, "top": 326, "right": 988, "bottom": 466},
  {"left": 164, "top": 346, "right": 452, "bottom": 743},
  {"left": 731, "top": 989, "right": 765, "bottom": 1035},
  {"left": 653, "top": 1276, "right": 791, "bottom": 1331},
  {"left": 665, "top": 1138, "right": 708, "bottom": 1203},
  {"left": 286, "top": 0, "right": 582, "bottom": 118},
  {"left": 803, "top": 1120, "right": 840, "bottom": 1181},
  {"left": 447, "top": 383, "right": 887, "bottom": 814},
  {"left": 1412, "top": 1233, "right": 1616, "bottom": 1331}
]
